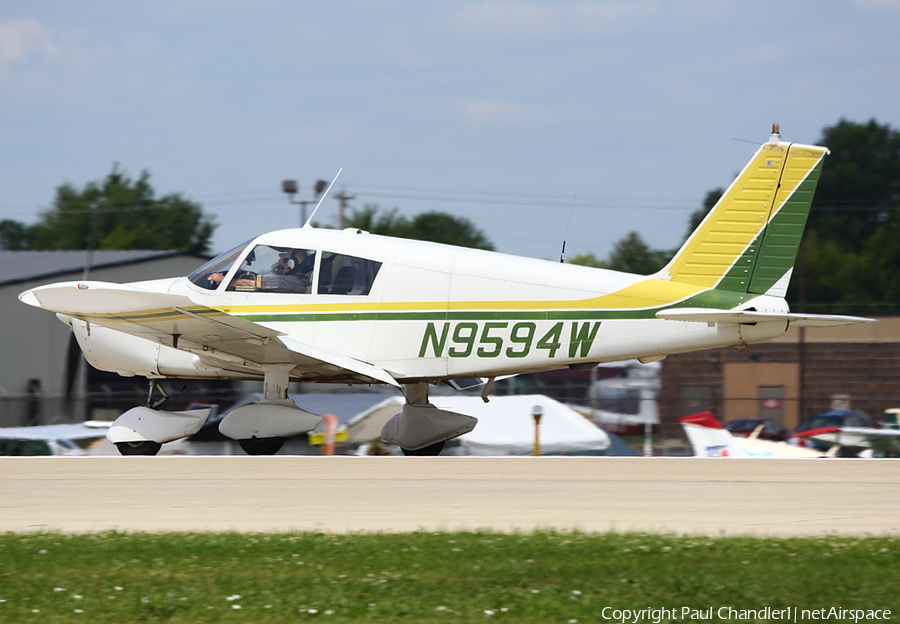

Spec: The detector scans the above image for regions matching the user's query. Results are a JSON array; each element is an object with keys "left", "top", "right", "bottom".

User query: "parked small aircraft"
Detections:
[
  {"left": 792, "top": 426, "right": 900, "bottom": 457},
  {"left": 679, "top": 412, "right": 827, "bottom": 458},
  {"left": 19, "top": 125, "right": 873, "bottom": 456}
]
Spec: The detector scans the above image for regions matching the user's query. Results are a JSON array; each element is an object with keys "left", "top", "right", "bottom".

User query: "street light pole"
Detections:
[
  {"left": 282, "top": 179, "right": 328, "bottom": 226},
  {"left": 532, "top": 405, "right": 543, "bottom": 456}
]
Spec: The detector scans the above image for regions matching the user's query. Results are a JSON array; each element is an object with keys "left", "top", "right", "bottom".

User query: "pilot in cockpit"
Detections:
[{"left": 208, "top": 247, "right": 313, "bottom": 294}]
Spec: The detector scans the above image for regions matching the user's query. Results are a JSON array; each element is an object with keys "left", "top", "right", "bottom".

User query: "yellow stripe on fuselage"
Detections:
[{"left": 215, "top": 278, "right": 707, "bottom": 315}]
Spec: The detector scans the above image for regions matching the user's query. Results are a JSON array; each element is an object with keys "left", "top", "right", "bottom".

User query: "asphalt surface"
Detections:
[{"left": 1, "top": 456, "right": 898, "bottom": 536}]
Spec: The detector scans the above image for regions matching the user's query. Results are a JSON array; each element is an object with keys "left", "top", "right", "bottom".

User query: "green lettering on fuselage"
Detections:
[
  {"left": 568, "top": 322, "right": 601, "bottom": 358},
  {"left": 418, "top": 321, "right": 450, "bottom": 357},
  {"left": 418, "top": 320, "right": 602, "bottom": 360}
]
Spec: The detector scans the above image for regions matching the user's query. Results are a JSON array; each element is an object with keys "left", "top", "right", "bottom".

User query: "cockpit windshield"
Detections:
[
  {"left": 226, "top": 245, "right": 316, "bottom": 294},
  {"left": 187, "top": 240, "right": 252, "bottom": 290},
  {"left": 187, "top": 239, "right": 381, "bottom": 296}
]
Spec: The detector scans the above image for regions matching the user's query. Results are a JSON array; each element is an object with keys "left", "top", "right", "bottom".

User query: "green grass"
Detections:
[{"left": 0, "top": 531, "right": 897, "bottom": 622}]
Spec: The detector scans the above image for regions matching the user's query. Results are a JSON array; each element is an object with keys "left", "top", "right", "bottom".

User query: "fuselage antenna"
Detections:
[
  {"left": 303, "top": 168, "right": 342, "bottom": 228},
  {"left": 560, "top": 197, "right": 576, "bottom": 263}
]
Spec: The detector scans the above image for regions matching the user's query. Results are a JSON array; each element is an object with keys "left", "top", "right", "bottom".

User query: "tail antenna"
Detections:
[
  {"left": 303, "top": 168, "right": 342, "bottom": 228},
  {"left": 560, "top": 197, "right": 576, "bottom": 263}
]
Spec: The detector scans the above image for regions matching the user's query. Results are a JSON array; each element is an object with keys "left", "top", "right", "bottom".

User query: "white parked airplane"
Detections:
[
  {"left": 792, "top": 426, "right": 900, "bottom": 457},
  {"left": 679, "top": 412, "right": 827, "bottom": 458},
  {"left": 19, "top": 125, "right": 873, "bottom": 456}
]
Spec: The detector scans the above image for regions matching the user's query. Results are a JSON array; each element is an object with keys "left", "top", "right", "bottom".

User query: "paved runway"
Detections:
[{"left": 1, "top": 457, "right": 898, "bottom": 536}]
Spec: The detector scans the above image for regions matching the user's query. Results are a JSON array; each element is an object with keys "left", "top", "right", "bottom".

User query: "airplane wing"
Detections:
[
  {"left": 19, "top": 281, "right": 399, "bottom": 387},
  {"left": 656, "top": 308, "right": 875, "bottom": 327},
  {"left": 792, "top": 426, "right": 900, "bottom": 455}
]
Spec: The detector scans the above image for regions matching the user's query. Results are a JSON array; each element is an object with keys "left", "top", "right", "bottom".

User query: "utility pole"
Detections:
[{"left": 335, "top": 189, "right": 355, "bottom": 230}]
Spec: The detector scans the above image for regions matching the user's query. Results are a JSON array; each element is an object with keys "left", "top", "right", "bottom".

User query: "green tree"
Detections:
[
  {"left": 568, "top": 252, "right": 606, "bottom": 269},
  {"left": 345, "top": 204, "right": 494, "bottom": 250},
  {"left": 807, "top": 118, "right": 900, "bottom": 253},
  {"left": 792, "top": 119, "right": 900, "bottom": 312},
  {"left": 569, "top": 232, "right": 669, "bottom": 275},
  {"left": 0, "top": 219, "right": 31, "bottom": 250},
  {"left": 10, "top": 166, "right": 216, "bottom": 253},
  {"left": 606, "top": 231, "right": 669, "bottom": 274}
]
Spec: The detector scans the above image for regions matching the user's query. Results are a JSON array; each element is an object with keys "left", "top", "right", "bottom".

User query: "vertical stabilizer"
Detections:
[
  {"left": 679, "top": 412, "right": 738, "bottom": 457},
  {"left": 663, "top": 126, "right": 828, "bottom": 297}
]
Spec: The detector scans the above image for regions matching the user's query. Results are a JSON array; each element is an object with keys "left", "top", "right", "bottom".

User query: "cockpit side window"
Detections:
[
  {"left": 187, "top": 240, "right": 252, "bottom": 290},
  {"left": 226, "top": 245, "right": 316, "bottom": 294},
  {"left": 317, "top": 252, "right": 381, "bottom": 295}
]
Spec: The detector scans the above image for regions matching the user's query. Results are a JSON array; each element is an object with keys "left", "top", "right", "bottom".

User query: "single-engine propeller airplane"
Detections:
[{"left": 19, "top": 125, "right": 874, "bottom": 456}]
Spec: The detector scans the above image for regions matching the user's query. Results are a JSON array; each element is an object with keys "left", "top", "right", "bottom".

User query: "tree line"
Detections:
[{"left": 2, "top": 119, "right": 896, "bottom": 313}]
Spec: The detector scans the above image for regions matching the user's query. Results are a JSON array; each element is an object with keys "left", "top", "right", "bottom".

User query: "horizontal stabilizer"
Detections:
[{"left": 656, "top": 308, "right": 875, "bottom": 327}]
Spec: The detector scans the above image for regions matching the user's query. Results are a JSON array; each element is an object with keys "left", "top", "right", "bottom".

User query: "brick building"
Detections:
[{"left": 658, "top": 317, "right": 900, "bottom": 437}]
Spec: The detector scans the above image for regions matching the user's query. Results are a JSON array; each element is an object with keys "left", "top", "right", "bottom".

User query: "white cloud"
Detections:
[
  {"left": 455, "top": 1, "right": 656, "bottom": 37},
  {"left": 460, "top": 98, "right": 543, "bottom": 124},
  {"left": 852, "top": 0, "right": 900, "bottom": 13},
  {"left": 0, "top": 19, "right": 59, "bottom": 67}
]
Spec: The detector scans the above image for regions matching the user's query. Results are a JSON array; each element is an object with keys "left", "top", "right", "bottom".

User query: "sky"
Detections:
[{"left": 2, "top": 1, "right": 899, "bottom": 262}]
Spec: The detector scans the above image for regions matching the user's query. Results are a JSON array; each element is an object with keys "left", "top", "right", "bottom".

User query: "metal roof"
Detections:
[{"left": 0, "top": 250, "right": 204, "bottom": 286}]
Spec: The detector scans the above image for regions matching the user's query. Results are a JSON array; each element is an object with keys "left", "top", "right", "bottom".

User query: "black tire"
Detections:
[
  {"left": 401, "top": 441, "right": 445, "bottom": 456},
  {"left": 115, "top": 441, "right": 162, "bottom": 456},
  {"left": 239, "top": 437, "right": 286, "bottom": 455}
]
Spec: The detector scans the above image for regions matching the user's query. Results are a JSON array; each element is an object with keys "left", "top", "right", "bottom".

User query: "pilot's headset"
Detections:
[{"left": 284, "top": 250, "right": 305, "bottom": 275}]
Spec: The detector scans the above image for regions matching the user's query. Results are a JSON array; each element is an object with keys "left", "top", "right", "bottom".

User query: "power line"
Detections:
[{"left": 1, "top": 182, "right": 897, "bottom": 219}]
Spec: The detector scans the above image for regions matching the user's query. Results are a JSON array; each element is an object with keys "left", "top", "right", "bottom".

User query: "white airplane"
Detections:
[
  {"left": 791, "top": 426, "right": 900, "bottom": 457},
  {"left": 679, "top": 412, "right": 828, "bottom": 458},
  {"left": 19, "top": 125, "right": 873, "bottom": 456}
]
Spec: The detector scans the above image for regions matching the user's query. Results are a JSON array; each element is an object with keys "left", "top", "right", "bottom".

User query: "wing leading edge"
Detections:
[{"left": 19, "top": 281, "right": 399, "bottom": 386}]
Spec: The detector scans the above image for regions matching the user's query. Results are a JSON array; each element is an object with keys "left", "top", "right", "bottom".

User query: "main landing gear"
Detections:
[
  {"left": 217, "top": 366, "right": 319, "bottom": 455},
  {"left": 238, "top": 436, "right": 287, "bottom": 456},
  {"left": 400, "top": 441, "right": 446, "bottom": 456},
  {"left": 381, "top": 383, "right": 477, "bottom": 456}
]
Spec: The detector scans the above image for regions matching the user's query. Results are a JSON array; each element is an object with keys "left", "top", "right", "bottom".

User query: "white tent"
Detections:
[{"left": 346, "top": 394, "right": 611, "bottom": 455}]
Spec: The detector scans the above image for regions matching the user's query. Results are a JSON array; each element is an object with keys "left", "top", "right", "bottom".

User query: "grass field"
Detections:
[{"left": 1, "top": 531, "right": 897, "bottom": 623}]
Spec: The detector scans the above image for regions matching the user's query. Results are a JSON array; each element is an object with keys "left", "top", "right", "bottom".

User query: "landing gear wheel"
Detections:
[
  {"left": 239, "top": 437, "right": 286, "bottom": 455},
  {"left": 115, "top": 441, "right": 162, "bottom": 456},
  {"left": 401, "top": 441, "right": 445, "bottom": 456}
]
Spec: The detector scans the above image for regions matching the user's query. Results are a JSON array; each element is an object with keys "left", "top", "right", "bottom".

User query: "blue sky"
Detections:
[{"left": 2, "top": 1, "right": 899, "bottom": 261}]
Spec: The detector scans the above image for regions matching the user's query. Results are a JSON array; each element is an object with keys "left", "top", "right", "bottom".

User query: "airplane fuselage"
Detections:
[{"left": 65, "top": 226, "right": 789, "bottom": 385}]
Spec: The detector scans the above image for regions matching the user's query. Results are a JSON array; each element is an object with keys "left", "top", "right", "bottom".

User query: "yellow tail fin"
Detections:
[{"left": 663, "top": 126, "right": 828, "bottom": 297}]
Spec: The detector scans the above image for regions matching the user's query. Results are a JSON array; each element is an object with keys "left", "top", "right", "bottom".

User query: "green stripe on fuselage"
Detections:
[{"left": 234, "top": 289, "right": 751, "bottom": 325}]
